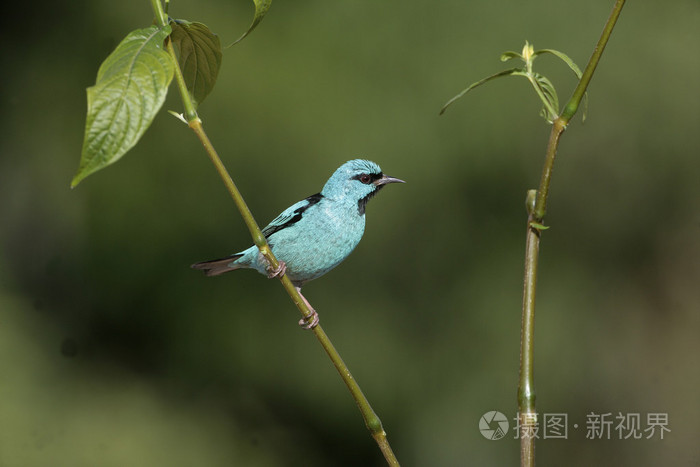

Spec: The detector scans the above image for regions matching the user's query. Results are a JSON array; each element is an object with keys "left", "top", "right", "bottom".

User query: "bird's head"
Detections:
[{"left": 321, "top": 159, "right": 405, "bottom": 214}]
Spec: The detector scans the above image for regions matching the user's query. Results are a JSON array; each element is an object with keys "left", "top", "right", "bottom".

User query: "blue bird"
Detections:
[{"left": 192, "top": 159, "right": 404, "bottom": 329}]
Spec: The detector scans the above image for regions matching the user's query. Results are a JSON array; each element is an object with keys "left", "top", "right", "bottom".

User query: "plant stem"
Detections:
[
  {"left": 531, "top": 120, "right": 565, "bottom": 221},
  {"left": 517, "top": 1, "right": 625, "bottom": 466},
  {"left": 149, "top": 1, "right": 399, "bottom": 463},
  {"left": 561, "top": 0, "right": 626, "bottom": 123},
  {"left": 313, "top": 325, "right": 399, "bottom": 466},
  {"left": 150, "top": 0, "right": 168, "bottom": 28}
]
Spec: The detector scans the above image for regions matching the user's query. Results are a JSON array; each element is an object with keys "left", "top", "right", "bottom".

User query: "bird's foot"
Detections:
[
  {"left": 267, "top": 261, "right": 286, "bottom": 279},
  {"left": 298, "top": 310, "right": 319, "bottom": 330},
  {"left": 295, "top": 286, "right": 319, "bottom": 330}
]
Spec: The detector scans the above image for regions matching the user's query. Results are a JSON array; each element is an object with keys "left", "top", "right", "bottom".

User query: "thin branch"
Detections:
[
  {"left": 149, "top": 1, "right": 399, "bottom": 463},
  {"left": 518, "top": 1, "right": 626, "bottom": 466},
  {"left": 562, "top": 0, "right": 626, "bottom": 122}
]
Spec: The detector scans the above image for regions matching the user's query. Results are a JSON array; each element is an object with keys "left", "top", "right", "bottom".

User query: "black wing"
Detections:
[{"left": 261, "top": 193, "right": 324, "bottom": 239}]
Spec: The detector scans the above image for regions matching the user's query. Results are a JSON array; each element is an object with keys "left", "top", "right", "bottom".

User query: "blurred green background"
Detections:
[{"left": 1, "top": 1, "right": 698, "bottom": 465}]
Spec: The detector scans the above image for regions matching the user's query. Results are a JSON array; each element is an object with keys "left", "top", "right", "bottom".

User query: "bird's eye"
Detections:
[{"left": 359, "top": 174, "right": 372, "bottom": 184}]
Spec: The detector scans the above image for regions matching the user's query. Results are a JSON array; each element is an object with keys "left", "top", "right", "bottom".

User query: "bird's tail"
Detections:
[{"left": 191, "top": 254, "right": 244, "bottom": 277}]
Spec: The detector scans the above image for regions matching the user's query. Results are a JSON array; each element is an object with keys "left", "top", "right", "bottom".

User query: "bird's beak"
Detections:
[{"left": 374, "top": 174, "right": 406, "bottom": 186}]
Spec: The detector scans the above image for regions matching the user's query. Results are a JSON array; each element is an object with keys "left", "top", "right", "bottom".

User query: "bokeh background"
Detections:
[{"left": 1, "top": 1, "right": 698, "bottom": 465}]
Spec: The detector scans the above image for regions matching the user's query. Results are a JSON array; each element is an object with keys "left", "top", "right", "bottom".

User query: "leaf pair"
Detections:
[
  {"left": 440, "top": 41, "right": 588, "bottom": 123},
  {"left": 73, "top": 0, "right": 271, "bottom": 188}
]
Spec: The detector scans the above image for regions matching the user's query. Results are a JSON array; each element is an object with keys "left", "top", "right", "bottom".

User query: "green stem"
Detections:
[
  {"left": 150, "top": 0, "right": 168, "bottom": 28},
  {"left": 532, "top": 119, "right": 565, "bottom": 221},
  {"left": 518, "top": 1, "right": 625, "bottom": 466},
  {"left": 313, "top": 325, "right": 399, "bottom": 466},
  {"left": 150, "top": 1, "right": 399, "bottom": 463},
  {"left": 562, "top": 0, "right": 626, "bottom": 122},
  {"left": 166, "top": 39, "right": 199, "bottom": 122},
  {"left": 518, "top": 213, "right": 541, "bottom": 466}
]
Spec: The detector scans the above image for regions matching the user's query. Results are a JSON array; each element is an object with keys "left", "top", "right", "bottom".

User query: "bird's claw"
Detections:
[
  {"left": 298, "top": 310, "right": 319, "bottom": 330},
  {"left": 267, "top": 261, "right": 286, "bottom": 279}
]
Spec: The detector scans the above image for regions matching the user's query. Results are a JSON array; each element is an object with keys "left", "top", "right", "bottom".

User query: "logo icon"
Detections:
[{"left": 480, "top": 411, "right": 509, "bottom": 440}]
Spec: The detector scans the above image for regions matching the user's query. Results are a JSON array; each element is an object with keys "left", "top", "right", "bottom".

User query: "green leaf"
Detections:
[
  {"left": 440, "top": 68, "right": 524, "bottom": 115},
  {"left": 500, "top": 51, "right": 522, "bottom": 62},
  {"left": 72, "top": 26, "right": 174, "bottom": 187},
  {"left": 532, "top": 72, "right": 559, "bottom": 122},
  {"left": 535, "top": 49, "right": 583, "bottom": 78},
  {"left": 170, "top": 20, "right": 222, "bottom": 108},
  {"left": 529, "top": 222, "right": 550, "bottom": 230},
  {"left": 229, "top": 0, "right": 272, "bottom": 46}
]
